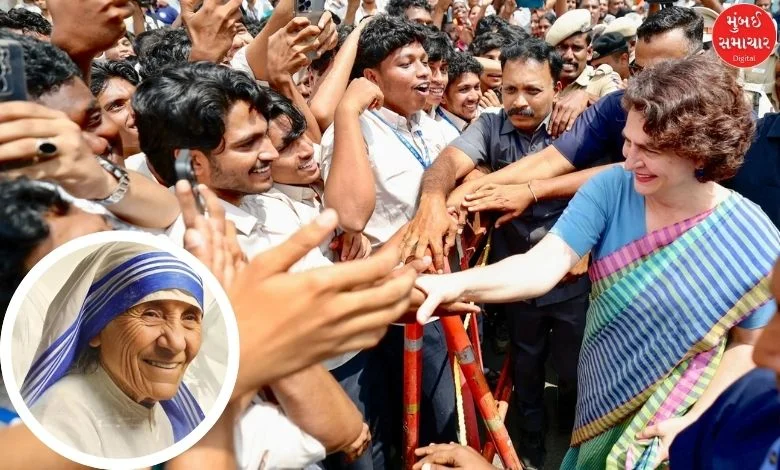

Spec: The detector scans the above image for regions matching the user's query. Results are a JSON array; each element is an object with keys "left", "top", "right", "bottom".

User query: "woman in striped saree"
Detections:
[{"left": 414, "top": 54, "right": 780, "bottom": 468}]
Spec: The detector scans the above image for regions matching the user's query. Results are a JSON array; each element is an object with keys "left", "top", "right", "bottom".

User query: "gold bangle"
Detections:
[{"left": 527, "top": 181, "right": 538, "bottom": 203}]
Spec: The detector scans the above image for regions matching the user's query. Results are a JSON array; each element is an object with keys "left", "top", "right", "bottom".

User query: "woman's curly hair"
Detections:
[{"left": 622, "top": 53, "right": 755, "bottom": 182}]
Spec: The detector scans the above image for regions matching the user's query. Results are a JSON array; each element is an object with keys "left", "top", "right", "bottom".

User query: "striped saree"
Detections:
[{"left": 561, "top": 194, "right": 780, "bottom": 469}]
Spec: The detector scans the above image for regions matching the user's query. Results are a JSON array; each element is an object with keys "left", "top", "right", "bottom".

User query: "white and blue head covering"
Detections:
[{"left": 20, "top": 242, "right": 206, "bottom": 442}]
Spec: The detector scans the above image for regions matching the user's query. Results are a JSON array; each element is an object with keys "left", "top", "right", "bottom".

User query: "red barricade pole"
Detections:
[
  {"left": 440, "top": 316, "right": 523, "bottom": 469},
  {"left": 403, "top": 323, "right": 423, "bottom": 469},
  {"left": 482, "top": 352, "right": 514, "bottom": 462}
]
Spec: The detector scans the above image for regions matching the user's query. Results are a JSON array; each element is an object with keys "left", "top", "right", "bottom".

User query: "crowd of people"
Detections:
[{"left": 0, "top": 0, "right": 778, "bottom": 469}]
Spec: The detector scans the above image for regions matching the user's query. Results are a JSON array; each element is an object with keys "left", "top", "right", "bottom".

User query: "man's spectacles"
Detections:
[{"left": 629, "top": 60, "right": 644, "bottom": 76}]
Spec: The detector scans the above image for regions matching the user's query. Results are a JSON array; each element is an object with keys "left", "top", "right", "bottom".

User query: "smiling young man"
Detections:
[
  {"left": 134, "top": 62, "right": 372, "bottom": 469},
  {"left": 436, "top": 51, "right": 483, "bottom": 141},
  {"left": 320, "top": 13, "right": 456, "bottom": 460},
  {"left": 422, "top": 29, "right": 452, "bottom": 120},
  {"left": 468, "top": 33, "right": 505, "bottom": 94}
]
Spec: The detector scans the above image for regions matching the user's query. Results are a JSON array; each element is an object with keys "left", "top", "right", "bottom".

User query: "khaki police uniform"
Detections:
[
  {"left": 546, "top": 9, "right": 622, "bottom": 100},
  {"left": 559, "top": 63, "right": 623, "bottom": 98}
]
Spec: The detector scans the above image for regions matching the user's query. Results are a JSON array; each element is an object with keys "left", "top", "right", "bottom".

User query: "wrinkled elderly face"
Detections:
[{"left": 91, "top": 298, "right": 203, "bottom": 403}]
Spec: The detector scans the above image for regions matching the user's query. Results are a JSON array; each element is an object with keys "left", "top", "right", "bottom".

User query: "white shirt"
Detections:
[
  {"left": 166, "top": 198, "right": 275, "bottom": 260},
  {"left": 324, "top": 0, "right": 385, "bottom": 23},
  {"left": 125, "top": 152, "right": 159, "bottom": 183},
  {"left": 230, "top": 46, "right": 271, "bottom": 87},
  {"left": 320, "top": 107, "right": 448, "bottom": 248},
  {"left": 240, "top": 189, "right": 360, "bottom": 371},
  {"left": 30, "top": 366, "right": 174, "bottom": 459},
  {"left": 434, "top": 106, "right": 470, "bottom": 143},
  {"left": 235, "top": 396, "right": 325, "bottom": 470}
]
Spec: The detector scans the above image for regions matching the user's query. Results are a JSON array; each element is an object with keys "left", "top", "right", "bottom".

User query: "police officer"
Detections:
[
  {"left": 602, "top": 15, "right": 641, "bottom": 61},
  {"left": 591, "top": 32, "right": 630, "bottom": 80},
  {"left": 545, "top": 9, "right": 623, "bottom": 100}
]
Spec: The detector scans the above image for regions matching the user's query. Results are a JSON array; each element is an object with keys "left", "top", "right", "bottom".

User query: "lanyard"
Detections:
[
  {"left": 370, "top": 111, "right": 430, "bottom": 169},
  {"left": 435, "top": 107, "right": 462, "bottom": 134}
]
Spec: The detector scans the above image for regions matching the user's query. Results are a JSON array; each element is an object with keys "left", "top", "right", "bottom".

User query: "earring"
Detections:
[{"left": 694, "top": 168, "right": 705, "bottom": 181}]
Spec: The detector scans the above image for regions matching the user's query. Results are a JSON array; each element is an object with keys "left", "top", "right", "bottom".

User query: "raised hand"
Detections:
[
  {"left": 266, "top": 17, "right": 321, "bottom": 81},
  {"left": 0, "top": 101, "right": 118, "bottom": 201},
  {"left": 225, "top": 209, "right": 419, "bottom": 391},
  {"left": 182, "top": 0, "right": 244, "bottom": 63},
  {"left": 176, "top": 180, "right": 247, "bottom": 289},
  {"left": 48, "top": 0, "right": 133, "bottom": 66},
  {"left": 337, "top": 78, "right": 385, "bottom": 115}
]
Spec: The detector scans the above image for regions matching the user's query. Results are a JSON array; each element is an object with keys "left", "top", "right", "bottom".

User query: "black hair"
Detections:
[
  {"left": 138, "top": 28, "right": 192, "bottom": 79},
  {"left": 0, "top": 8, "right": 51, "bottom": 37},
  {"left": 541, "top": 11, "right": 557, "bottom": 25},
  {"left": 503, "top": 24, "right": 531, "bottom": 42},
  {"left": 134, "top": 28, "right": 169, "bottom": 58},
  {"left": 614, "top": 7, "right": 633, "bottom": 18},
  {"left": 133, "top": 62, "right": 271, "bottom": 187},
  {"left": 637, "top": 6, "right": 703, "bottom": 53},
  {"left": 352, "top": 14, "right": 428, "bottom": 79},
  {"left": 474, "top": 15, "right": 509, "bottom": 38},
  {"left": 265, "top": 88, "right": 307, "bottom": 149},
  {"left": 446, "top": 51, "right": 483, "bottom": 84},
  {"left": 468, "top": 33, "right": 505, "bottom": 57},
  {"left": 90, "top": 60, "right": 141, "bottom": 97},
  {"left": 244, "top": 17, "right": 266, "bottom": 37},
  {"left": 0, "top": 30, "right": 82, "bottom": 99},
  {"left": 386, "top": 0, "right": 432, "bottom": 17},
  {"left": 424, "top": 29, "right": 452, "bottom": 63},
  {"left": 0, "top": 178, "right": 69, "bottom": 315},
  {"left": 311, "top": 23, "right": 354, "bottom": 73},
  {"left": 500, "top": 37, "right": 563, "bottom": 82}
]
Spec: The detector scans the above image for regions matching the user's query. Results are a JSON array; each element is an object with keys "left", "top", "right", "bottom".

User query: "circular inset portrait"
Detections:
[{"left": 0, "top": 231, "right": 239, "bottom": 469}]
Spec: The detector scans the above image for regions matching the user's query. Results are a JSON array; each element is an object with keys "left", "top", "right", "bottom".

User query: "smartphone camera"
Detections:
[{"left": 175, "top": 149, "right": 206, "bottom": 214}]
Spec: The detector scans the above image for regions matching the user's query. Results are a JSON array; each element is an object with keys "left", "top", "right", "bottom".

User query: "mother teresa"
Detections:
[{"left": 20, "top": 242, "right": 206, "bottom": 459}]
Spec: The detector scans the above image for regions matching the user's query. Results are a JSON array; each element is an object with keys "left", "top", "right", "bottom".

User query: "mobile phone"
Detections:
[
  {"left": 295, "top": 0, "right": 327, "bottom": 23},
  {"left": 515, "top": 0, "right": 544, "bottom": 8},
  {"left": 175, "top": 149, "right": 206, "bottom": 214},
  {"left": 295, "top": 0, "right": 327, "bottom": 60},
  {"left": 0, "top": 40, "right": 38, "bottom": 172},
  {"left": 0, "top": 40, "right": 28, "bottom": 103}
]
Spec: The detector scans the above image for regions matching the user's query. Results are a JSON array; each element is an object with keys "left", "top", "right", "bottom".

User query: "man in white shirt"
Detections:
[
  {"left": 133, "top": 61, "right": 371, "bottom": 469},
  {"left": 320, "top": 14, "right": 457, "bottom": 462},
  {"left": 435, "top": 51, "right": 483, "bottom": 141}
]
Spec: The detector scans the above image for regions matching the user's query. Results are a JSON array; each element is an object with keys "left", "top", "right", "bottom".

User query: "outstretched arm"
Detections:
[{"left": 415, "top": 233, "right": 580, "bottom": 322}]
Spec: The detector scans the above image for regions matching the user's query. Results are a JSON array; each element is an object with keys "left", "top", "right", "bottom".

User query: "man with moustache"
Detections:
[
  {"left": 421, "top": 38, "right": 589, "bottom": 468},
  {"left": 545, "top": 9, "right": 622, "bottom": 101}
]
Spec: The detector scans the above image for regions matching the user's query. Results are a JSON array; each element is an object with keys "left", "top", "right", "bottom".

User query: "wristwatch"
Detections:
[{"left": 91, "top": 156, "right": 130, "bottom": 206}]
